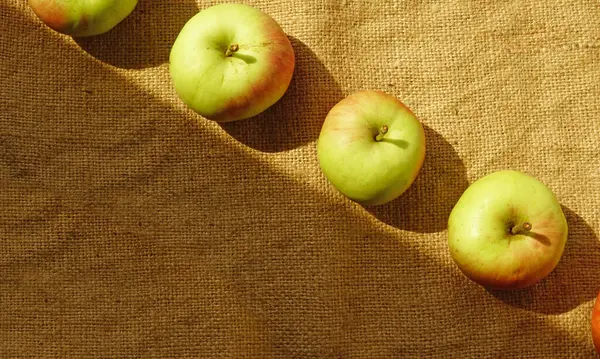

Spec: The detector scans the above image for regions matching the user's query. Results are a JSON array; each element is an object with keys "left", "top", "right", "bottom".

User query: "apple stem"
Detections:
[
  {"left": 511, "top": 222, "right": 533, "bottom": 235},
  {"left": 375, "top": 125, "right": 389, "bottom": 142},
  {"left": 225, "top": 44, "right": 239, "bottom": 57}
]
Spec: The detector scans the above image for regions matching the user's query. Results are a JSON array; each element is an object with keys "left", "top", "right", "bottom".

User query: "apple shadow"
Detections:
[
  {"left": 489, "top": 206, "right": 600, "bottom": 315},
  {"left": 365, "top": 125, "right": 468, "bottom": 233},
  {"left": 74, "top": 0, "right": 199, "bottom": 69},
  {"left": 219, "top": 36, "right": 344, "bottom": 153}
]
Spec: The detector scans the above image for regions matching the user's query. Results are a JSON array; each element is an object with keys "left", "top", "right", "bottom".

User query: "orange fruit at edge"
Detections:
[{"left": 592, "top": 292, "right": 600, "bottom": 353}]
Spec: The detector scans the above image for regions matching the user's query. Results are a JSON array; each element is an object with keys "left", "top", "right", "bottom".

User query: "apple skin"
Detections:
[
  {"left": 169, "top": 4, "right": 295, "bottom": 123},
  {"left": 28, "top": 0, "right": 138, "bottom": 37},
  {"left": 317, "top": 90, "right": 426, "bottom": 206},
  {"left": 592, "top": 291, "right": 600, "bottom": 354},
  {"left": 448, "top": 170, "right": 568, "bottom": 290}
]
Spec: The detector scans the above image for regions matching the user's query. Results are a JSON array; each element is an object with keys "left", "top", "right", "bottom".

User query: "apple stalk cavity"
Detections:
[
  {"left": 225, "top": 44, "right": 239, "bottom": 57},
  {"left": 511, "top": 222, "right": 532, "bottom": 235},
  {"left": 375, "top": 125, "right": 388, "bottom": 142}
]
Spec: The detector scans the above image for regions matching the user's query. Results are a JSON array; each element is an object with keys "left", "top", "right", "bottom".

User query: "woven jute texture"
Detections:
[{"left": 1, "top": 0, "right": 600, "bottom": 358}]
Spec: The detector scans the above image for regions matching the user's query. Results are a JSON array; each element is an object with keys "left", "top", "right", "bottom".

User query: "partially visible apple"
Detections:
[
  {"left": 169, "top": 4, "right": 295, "bottom": 123},
  {"left": 448, "top": 170, "right": 568, "bottom": 290},
  {"left": 592, "top": 292, "right": 600, "bottom": 353},
  {"left": 317, "top": 90, "right": 426, "bottom": 206},
  {"left": 28, "top": 0, "right": 138, "bottom": 37}
]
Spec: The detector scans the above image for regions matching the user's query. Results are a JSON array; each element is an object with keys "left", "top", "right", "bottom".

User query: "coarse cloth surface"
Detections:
[{"left": 1, "top": 0, "right": 600, "bottom": 358}]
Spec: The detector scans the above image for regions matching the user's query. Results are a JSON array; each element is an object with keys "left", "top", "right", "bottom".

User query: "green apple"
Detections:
[
  {"left": 169, "top": 4, "right": 295, "bottom": 123},
  {"left": 448, "top": 170, "right": 568, "bottom": 290},
  {"left": 317, "top": 90, "right": 426, "bottom": 206},
  {"left": 28, "top": 0, "right": 137, "bottom": 37}
]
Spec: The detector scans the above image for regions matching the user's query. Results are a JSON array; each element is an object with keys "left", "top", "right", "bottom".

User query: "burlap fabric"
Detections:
[{"left": 1, "top": 0, "right": 599, "bottom": 357}]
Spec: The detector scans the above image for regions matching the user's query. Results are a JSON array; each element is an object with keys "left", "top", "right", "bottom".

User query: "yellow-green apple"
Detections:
[
  {"left": 448, "top": 170, "right": 568, "bottom": 289},
  {"left": 169, "top": 4, "right": 295, "bottom": 123},
  {"left": 28, "top": 0, "right": 137, "bottom": 37},
  {"left": 592, "top": 292, "right": 600, "bottom": 353},
  {"left": 317, "top": 91, "right": 426, "bottom": 206}
]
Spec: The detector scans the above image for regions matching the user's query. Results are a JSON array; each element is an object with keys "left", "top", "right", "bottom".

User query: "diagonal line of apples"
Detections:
[{"left": 28, "top": 0, "right": 600, "bottom": 351}]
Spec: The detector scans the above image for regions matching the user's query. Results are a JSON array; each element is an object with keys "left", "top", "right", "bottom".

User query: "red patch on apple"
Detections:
[{"left": 29, "top": 0, "right": 70, "bottom": 32}]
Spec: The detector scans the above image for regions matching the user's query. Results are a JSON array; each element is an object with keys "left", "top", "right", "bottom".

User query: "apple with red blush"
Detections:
[
  {"left": 29, "top": 0, "right": 137, "bottom": 37},
  {"left": 169, "top": 4, "right": 295, "bottom": 122},
  {"left": 448, "top": 170, "right": 568, "bottom": 289},
  {"left": 317, "top": 90, "right": 426, "bottom": 205}
]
